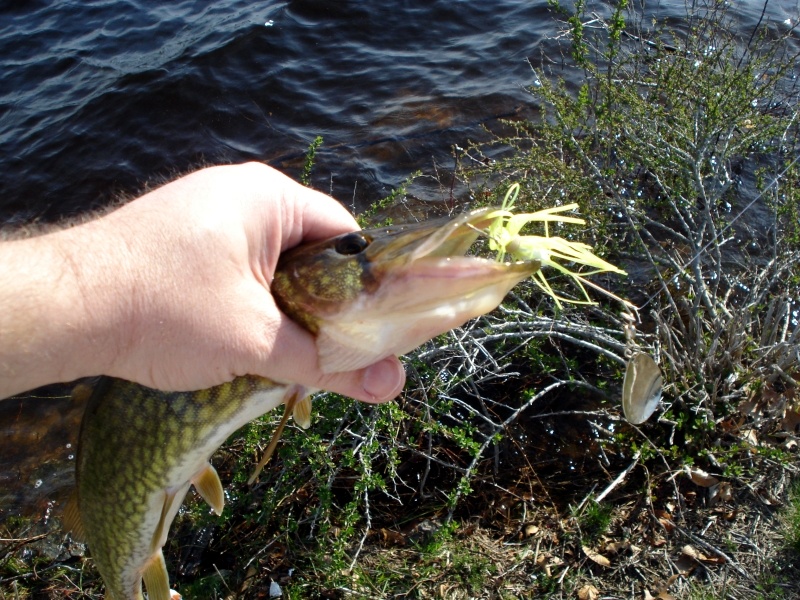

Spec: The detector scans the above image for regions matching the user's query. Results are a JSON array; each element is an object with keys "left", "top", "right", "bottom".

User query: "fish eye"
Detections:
[{"left": 334, "top": 232, "right": 369, "bottom": 255}]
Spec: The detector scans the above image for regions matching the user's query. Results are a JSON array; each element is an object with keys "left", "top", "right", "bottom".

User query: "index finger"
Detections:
[{"left": 290, "top": 185, "right": 360, "bottom": 244}]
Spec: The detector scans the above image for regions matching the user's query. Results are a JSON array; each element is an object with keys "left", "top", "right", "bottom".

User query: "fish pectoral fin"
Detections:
[
  {"left": 247, "top": 387, "right": 306, "bottom": 486},
  {"left": 192, "top": 463, "right": 225, "bottom": 515},
  {"left": 292, "top": 395, "right": 313, "bottom": 430},
  {"left": 61, "top": 491, "right": 86, "bottom": 543},
  {"left": 141, "top": 550, "right": 172, "bottom": 600},
  {"left": 151, "top": 488, "right": 183, "bottom": 554}
]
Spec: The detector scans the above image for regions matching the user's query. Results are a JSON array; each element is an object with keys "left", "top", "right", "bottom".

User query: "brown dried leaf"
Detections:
[
  {"left": 681, "top": 545, "right": 700, "bottom": 560},
  {"left": 763, "top": 387, "right": 784, "bottom": 410},
  {"left": 535, "top": 553, "right": 547, "bottom": 567},
  {"left": 583, "top": 546, "right": 611, "bottom": 567},
  {"left": 239, "top": 564, "right": 259, "bottom": 593},
  {"left": 604, "top": 540, "right": 630, "bottom": 555},
  {"left": 644, "top": 575, "right": 680, "bottom": 600},
  {"left": 644, "top": 589, "right": 677, "bottom": 600},
  {"left": 376, "top": 527, "right": 406, "bottom": 547},
  {"left": 682, "top": 545, "right": 725, "bottom": 565},
  {"left": 720, "top": 415, "right": 745, "bottom": 432},
  {"left": 722, "top": 509, "right": 737, "bottom": 521},
  {"left": 577, "top": 584, "right": 600, "bottom": 600},
  {"left": 741, "top": 428, "right": 759, "bottom": 446},
  {"left": 737, "top": 397, "right": 760, "bottom": 417},
  {"left": 675, "top": 546, "right": 701, "bottom": 573},
  {"left": 674, "top": 554, "right": 696, "bottom": 574},
  {"left": 685, "top": 466, "right": 719, "bottom": 487},
  {"left": 709, "top": 481, "right": 733, "bottom": 506},
  {"left": 782, "top": 409, "right": 800, "bottom": 433},
  {"left": 758, "top": 488, "right": 780, "bottom": 506},
  {"left": 525, "top": 524, "right": 540, "bottom": 537},
  {"left": 654, "top": 509, "right": 674, "bottom": 532},
  {"left": 545, "top": 530, "right": 560, "bottom": 544},
  {"left": 651, "top": 537, "right": 667, "bottom": 548}
]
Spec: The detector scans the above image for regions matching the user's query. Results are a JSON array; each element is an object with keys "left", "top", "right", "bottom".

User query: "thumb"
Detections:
[{"left": 320, "top": 356, "right": 407, "bottom": 404}]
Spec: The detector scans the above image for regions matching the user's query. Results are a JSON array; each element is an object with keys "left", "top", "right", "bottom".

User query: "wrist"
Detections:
[
  {"left": 55, "top": 219, "right": 134, "bottom": 381},
  {"left": 0, "top": 220, "right": 131, "bottom": 398}
]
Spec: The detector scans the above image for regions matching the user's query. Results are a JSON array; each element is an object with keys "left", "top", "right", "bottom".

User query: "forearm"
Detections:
[{"left": 0, "top": 223, "right": 124, "bottom": 399}]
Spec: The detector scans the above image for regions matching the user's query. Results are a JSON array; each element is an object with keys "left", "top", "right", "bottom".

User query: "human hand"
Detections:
[{"left": 0, "top": 163, "right": 405, "bottom": 402}]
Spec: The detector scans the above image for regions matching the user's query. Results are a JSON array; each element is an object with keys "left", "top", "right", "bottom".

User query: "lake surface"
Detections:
[
  {"left": 0, "top": 0, "right": 798, "bottom": 519},
  {"left": 1, "top": 0, "right": 797, "bottom": 224}
]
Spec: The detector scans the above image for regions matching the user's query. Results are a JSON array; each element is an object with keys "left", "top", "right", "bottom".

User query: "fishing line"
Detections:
[{"left": 636, "top": 150, "right": 800, "bottom": 311}]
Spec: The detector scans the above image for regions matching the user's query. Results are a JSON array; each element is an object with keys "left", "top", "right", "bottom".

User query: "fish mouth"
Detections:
[
  {"left": 366, "top": 206, "right": 540, "bottom": 318},
  {"left": 316, "top": 208, "right": 541, "bottom": 373},
  {"left": 363, "top": 206, "right": 540, "bottom": 306},
  {"left": 364, "top": 207, "right": 520, "bottom": 264}
]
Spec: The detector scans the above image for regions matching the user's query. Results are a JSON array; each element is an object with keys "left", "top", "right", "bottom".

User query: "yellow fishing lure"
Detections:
[{"left": 482, "top": 183, "right": 630, "bottom": 309}]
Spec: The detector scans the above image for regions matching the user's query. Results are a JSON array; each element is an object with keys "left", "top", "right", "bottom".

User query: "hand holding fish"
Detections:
[{"left": 0, "top": 162, "right": 405, "bottom": 402}]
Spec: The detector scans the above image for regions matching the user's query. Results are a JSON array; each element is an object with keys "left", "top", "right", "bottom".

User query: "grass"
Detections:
[
  {"left": 786, "top": 480, "right": 800, "bottom": 555},
  {"left": 2, "top": 0, "right": 800, "bottom": 598}
]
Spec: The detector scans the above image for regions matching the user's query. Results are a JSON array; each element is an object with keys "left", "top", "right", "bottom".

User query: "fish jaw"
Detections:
[
  {"left": 315, "top": 255, "right": 535, "bottom": 372},
  {"left": 272, "top": 207, "right": 540, "bottom": 373}
]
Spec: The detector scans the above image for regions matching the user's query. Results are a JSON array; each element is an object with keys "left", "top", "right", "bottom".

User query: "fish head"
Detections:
[{"left": 272, "top": 207, "right": 540, "bottom": 373}]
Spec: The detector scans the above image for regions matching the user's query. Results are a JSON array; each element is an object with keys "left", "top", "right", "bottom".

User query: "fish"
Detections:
[{"left": 64, "top": 207, "right": 539, "bottom": 600}]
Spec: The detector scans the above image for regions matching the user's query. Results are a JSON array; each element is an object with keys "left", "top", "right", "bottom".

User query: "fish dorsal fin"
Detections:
[
  {"left": 142, "top": 550, "right": 172, "bottom": 600},
  {"left": 192, "top": 463, "right": 225, "bottom": 516},
  {"left": 292, "top": 396, "right": 313, "bottom": 430},
  {"left": 61, "top": 491, "right": 86, "bottom": 543}
]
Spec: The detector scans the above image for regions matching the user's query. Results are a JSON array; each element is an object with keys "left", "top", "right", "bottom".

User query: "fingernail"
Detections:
[{"left": 362, "top": 359, "right": 405, "bottom": 402}]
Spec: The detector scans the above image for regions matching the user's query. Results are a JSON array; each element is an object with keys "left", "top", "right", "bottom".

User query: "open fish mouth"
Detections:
[{"left": 273, "top": 207, "right": 541, "bottom": 373}]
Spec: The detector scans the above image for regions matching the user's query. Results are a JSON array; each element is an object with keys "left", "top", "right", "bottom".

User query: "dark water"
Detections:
[
  {"left": 2, "top": 0, "right": 797, "bottom": 224},
  {"left": 0, "top": 0, "right": 558, "bottom": 223},
  {"left": 0, "top": 0, "right": 798, "bottom": 519}
]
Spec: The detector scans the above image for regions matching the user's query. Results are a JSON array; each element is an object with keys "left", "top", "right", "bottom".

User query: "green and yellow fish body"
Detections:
[
  {"left": 70, "top": 377, "right": 302, "bottom": 600},
  {"left": 68, "top": 208, "right": 539, "bottom": 600}
]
